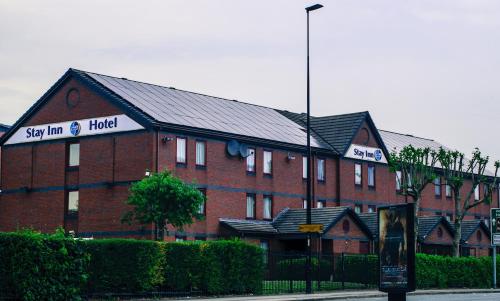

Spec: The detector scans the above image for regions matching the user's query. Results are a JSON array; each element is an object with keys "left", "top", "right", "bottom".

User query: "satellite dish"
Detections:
[
  {"left": 226, "top": 140, "right": 240, "bottom": 156},
  {"left": 239, "top": 144, "right": 249, "bottom": 158}
]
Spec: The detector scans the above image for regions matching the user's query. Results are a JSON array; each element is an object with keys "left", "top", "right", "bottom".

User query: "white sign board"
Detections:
[
  {"left": 5, "top": 114, "right": 144, "bottom": 145},
  {"left": 345, "top": 144, "right": 387, "bottom": 164}
]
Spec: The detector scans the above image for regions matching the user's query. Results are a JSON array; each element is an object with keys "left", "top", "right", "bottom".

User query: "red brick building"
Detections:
[{"left": 0, "top": 69, "right": 497, "bottom": 256}]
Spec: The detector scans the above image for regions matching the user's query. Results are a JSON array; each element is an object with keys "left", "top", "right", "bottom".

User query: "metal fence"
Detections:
[{"left": 263, "top": 252, "right": 379, "bottom": 294}]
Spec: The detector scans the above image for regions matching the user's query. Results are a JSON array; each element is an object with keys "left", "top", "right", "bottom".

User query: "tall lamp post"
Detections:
[{"left": 305, "top": 3, "right": 323, "bottom": 294}]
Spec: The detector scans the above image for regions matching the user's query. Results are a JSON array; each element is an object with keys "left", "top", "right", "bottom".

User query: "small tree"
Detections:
[
  {"left": 437, "top": 148, "right": 499, "bottom": 257},
  {"left": 122, "top": 170, "right": 205, "bottom": 241},
  {"left": 388, "top": 145, "right": 439, "bottom": 248}
]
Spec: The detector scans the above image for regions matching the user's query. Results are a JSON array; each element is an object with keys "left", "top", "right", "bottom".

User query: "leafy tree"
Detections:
[
  {"left": 437, "top": 148, "right": 499, "bottom": 257},
  {"left": 388, "top": 146, "right": 439, "bottom": 248},
  {"left": 122, "top": 170, "right": 205, "bottom": 240}
]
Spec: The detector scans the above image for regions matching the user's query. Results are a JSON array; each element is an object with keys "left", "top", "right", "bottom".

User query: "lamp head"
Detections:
[{"left": 305, "top": 4, "right": 323, "bottom": 12}]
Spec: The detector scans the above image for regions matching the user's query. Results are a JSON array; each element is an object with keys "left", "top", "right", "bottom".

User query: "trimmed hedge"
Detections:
[
  {"left": 416, "top": 253, "right": 499, "bottom": 288},
  {"left": 200, "top": 240, "right": 264, "bottom": 294},
  {"left": 82, "top": 238, "right": 164, "bottom": 294},
  {"left": 163, "top": 242, "right": 204, "bottom": 291},
  {"left": 0, "top": 230, "right": 89, "bottom": 301}
]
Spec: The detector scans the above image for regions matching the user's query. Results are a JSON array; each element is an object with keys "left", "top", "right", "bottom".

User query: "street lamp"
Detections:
[{"left": 305, "top": 3, "right": 323, "bottom": 295}]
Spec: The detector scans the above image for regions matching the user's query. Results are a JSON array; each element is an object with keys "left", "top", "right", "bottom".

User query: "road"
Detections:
[{"left": 342, "top": 293, "right": 500, "bottom": 301}]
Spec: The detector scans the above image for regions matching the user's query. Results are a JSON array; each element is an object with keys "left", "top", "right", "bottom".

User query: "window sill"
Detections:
[
  {"left": 65, "top": 213, "right": 79, "bottom": 220},
  {"left": 317, "top": 180, "right": 326, "bottom": 185},
  {"left": 246, "top": 171, "right": 256, "bottom": 176},
  {"left": 368, "top": 186, "right": 376, "bottom": 191},
  {"left": 195, "top": 165, "right": 206, "bottom": 170},
  {"left": 263, "top": 174, "right": 273, "bottom": 179},
  {"left": 66, "top": 166, "right": 79, "bottom": 172},
  {"left": 176, "top": 163, "right": 187, "bottom": 168}
]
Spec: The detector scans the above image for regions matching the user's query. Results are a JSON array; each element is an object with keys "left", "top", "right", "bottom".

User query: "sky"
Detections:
[{"left": 1, "top": 0, "right": 499, "bottom": 161}]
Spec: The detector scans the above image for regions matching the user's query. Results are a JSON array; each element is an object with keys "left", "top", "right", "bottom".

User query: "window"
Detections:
[
  {"left": 396, "top": 171, "right": 402, "bottom": 191},
  {"left": 317, "top": 200, "right": 326, "bottom": 208},
  {"left": 246, "top": 194, "right": 256, "bottom": 219},
  {"left": 195, "top": 140, "right": 206, "bottom": 166},
  {"left": 198, "top": 189, "right": 206, "bottom": 215},
  {"left": 263, "top": 151, "right": 272, "bottom": 175},
  {"left": 260, "top": 240, "right": 269, "bottom": 264},
  {"left": 367, "top": 165, "right": 375, "bottom": 188},
  {"left": 263, "top": 196, "right": 272, "bottom": 219},
  {"left": 176, "top": 137, "right": 186, "bottom": 164},
  {"left": 303, "top": 199, "right": 308, "bottom": 209},
  {"left": 434, "top": 177, "right": 441, "bottom": 198},
  {"left": 474, "top": 185, "right": 480, "bottom": 201},
  {"left": 246, "top": 148, "right": 256, "bottom": 173},
  {"left": 67, "top": 190, "right": 79, "bottom": 214},
  {"left": 445, "top": 182, "right": 452, "bottom": 198},
  {"left": 485, "top": 218, "right": 490, "bottom": 229},
  {"left": 175, "top": 236, "right": 187, "bottom": 242},
  {"left": 317, "top": 159, "right": 325, "bottom": 182},
  {"left": 354, "top": 163, "right": 362, "bottom": 186},
  {"left": 477, "top": 230, "right": 482, "bottom": 242},
  {"left": 68, "top": 143, "right": 80, "bottom": 167},
  {"left": 446, "top": 213, "right": 453, "bottom": 222},
  {"left": 302, "top": 156, "right": 308, "bottom": 179},
  {"left": 368, "top": 205, "right": 376, "bottom": 213},
  {"left": 354, "top": 204, "right": 362, "bottom": 214}
]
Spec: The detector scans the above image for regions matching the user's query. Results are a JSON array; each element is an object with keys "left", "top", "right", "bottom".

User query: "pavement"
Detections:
[{"left": 152, "top": 289, "right": 500, "bottom": 301}]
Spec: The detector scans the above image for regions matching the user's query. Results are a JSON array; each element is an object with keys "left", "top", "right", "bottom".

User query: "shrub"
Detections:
[
  {"left": 342, "top": 254, "right": 378, "bottom": 285},
  {"left": 200, "top": 240, "right": 264, "bottom": 294},
  {"left": 82, "top": 238, "right": 164, "bottom": 294},
  {"left": 0, "top": 230, "right": 89, "bottom": 301},
  {"left": 163, "top": 242, "right": 203, "bottom": 291}
]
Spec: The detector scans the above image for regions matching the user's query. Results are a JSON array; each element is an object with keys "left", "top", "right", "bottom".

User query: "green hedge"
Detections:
[
  {"left": 82, "top": 238, "right": 164, "bottom": 294},
  {"left": 416, "top": 253, "right": 499, "bottom": 288},
  {"left": 200, "top": 240, "right": 264, "bottom": 294},
  {"left": 163, "top": 242, "right": 203, "bottom": 291},
  {"left": 0, "top": 230, "right": 89, "bottom": 301}
]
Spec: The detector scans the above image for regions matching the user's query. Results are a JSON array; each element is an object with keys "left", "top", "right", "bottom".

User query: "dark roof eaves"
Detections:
[{"left": 0, "top": 69, "right": 73, "bottom": 145}]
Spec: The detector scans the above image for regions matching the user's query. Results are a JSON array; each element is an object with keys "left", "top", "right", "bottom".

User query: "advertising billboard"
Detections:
[{"left": 378, "top": 203, "right": 416, "bottom": 293}]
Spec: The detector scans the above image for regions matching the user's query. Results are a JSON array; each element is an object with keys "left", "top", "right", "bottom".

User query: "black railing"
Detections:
[{"left": 263, "top": 252, "right": 378, "bottom": 294}]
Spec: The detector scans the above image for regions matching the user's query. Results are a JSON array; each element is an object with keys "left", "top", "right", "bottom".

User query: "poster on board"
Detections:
[{"left": 378, "top": 203, "right": 416, "bottom": 293}]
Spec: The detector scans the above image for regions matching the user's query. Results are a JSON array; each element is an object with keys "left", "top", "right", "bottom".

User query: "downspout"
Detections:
[{"left": 336, "top": 157, "right": 341, "bottom": 206}]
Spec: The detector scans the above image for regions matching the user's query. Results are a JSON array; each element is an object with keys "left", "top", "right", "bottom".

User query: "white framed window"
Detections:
[
  {"left": 396, "top": 170, "right": 402, "bottom": 191},
  {"left": 176, "top": 137, "right": 187, "bottom": 164},
  {"left": 67, "top": 190, "right": 79, "bottom": 213},
  {"left": 198, "top": 189, "right": 206, "bottom": 215},
  {"left": 474, "top": 185, "right": 480, "bottom": 201},
  {"left": 195, "top": 140, "right": 206, "bottom": 166},
  {"left": 355, "top": 163, "right": 362, "bottom": 186},
  {"left": 68, "top": 143, "right": 80, "bottom": 167},
  {"left": 354, "top": 204, "right": 362, "bottom": 214},
  {"left": 303, "top": 199, "right": 308, "bottom": 209},
  {"left": 445, "top": 182, "right": 452, "bottom": 198},
  {"left": 434, "top": 177, "right": 441, "bottom": 197},
  {"left": 246, "top": 148, "right": 256, "bottom": 172},
  {"left": 317, "top": 159, "right": 325, "bottom": 181},
  {"left": 263, "top": 196, "right": 272, "bottom": 219},
  {"left": 367, "top": 165, "right": 375, "bottom": 188},
  {"left": 446, "top": 213, "right": 453, "bottom": 222},
  {"left": 263, "top": 151, "right": 272, "bottom": 174},
  {"left": 368, "top": 205, "right": 376, "bottom": 213},
  {"left": 317, "top": 200, "right": 325, "bottom": 208},
  {"left": 302, "top": 156, "right": 308, "bottom": 179},
  {"left": 246, "top": 194, "right": 256, "bottom": 219}
]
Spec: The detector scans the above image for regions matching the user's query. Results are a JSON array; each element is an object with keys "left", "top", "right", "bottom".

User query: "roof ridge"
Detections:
[{"left": 379, "top": 129, "right": 435, "bottom": 142}]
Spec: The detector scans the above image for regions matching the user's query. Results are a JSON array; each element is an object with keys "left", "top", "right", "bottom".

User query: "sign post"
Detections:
[
  {"left": 378, "top": 203, "right": 416, "bottom": 301},
  {"left": 491, "top": 208, "right": 500, "bottom": 288}
]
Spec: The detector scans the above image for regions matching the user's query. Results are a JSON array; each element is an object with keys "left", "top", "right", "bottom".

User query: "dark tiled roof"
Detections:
[
  {"left": 220, "top": 207, "right": 373, "bottom": 237},
  {"left": 219, "top": 218, "right": 277, "bottom": 234},
  {"left": 76, "top": 70, "right": 328, "bottom": 149},
  {"left": 358, "top": 212, "right": 377, "bottom": 237},
  {"left": 418, "top": 216, "right": 455, "bottom": 241},
  {"left": 460, "top": 220, "right": 490, "bottom": 242},
  {"left": 0, "top": 124, "right": 10, "bottom": 132},
  {"left": 277, "top": 110, "right": 368, "bottom": 154}
]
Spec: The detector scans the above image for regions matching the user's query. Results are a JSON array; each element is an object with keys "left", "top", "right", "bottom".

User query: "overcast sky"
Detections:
[{"left": 1, "top": 0, "right": 499, "bottom": 161}]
